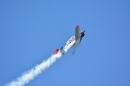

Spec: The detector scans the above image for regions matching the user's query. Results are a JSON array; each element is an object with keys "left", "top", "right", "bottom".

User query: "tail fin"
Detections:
[{"left": 54, "top": 49, "right": 59, "bottom": 54}]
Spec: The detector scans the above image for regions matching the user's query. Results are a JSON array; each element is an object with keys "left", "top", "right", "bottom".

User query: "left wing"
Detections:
[
  {"left": 72, "top": 45, "right": 78, "bottom": 55},
  {"left": 72, "top": 24, "right": 81, "bottom": 55},
  {"left": 75, "top": 24, "right": 81, "bottom": 41}
]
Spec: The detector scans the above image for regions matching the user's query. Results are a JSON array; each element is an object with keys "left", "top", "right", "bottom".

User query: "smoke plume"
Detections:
[{"left": 5, "top": 41, "right": 74, "bottom": 86}]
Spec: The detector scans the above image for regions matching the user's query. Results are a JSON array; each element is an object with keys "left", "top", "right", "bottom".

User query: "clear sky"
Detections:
[{"left": 0, "top": 0, "right": 130, "bottom": 86}]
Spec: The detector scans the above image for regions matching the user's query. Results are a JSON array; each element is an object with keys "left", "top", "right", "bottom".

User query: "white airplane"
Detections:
[{"left": 54, "top": 24, "right": 85, "bottom": 55}]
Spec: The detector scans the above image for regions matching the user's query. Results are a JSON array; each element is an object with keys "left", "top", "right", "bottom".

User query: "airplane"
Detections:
[{"left": 54, "top": 24, "right": 85, "bottom": 55}]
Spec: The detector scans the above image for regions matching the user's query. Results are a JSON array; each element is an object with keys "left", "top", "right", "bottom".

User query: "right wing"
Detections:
[{"left": 75, "top": 24, "right": 81, "bottom": 41}]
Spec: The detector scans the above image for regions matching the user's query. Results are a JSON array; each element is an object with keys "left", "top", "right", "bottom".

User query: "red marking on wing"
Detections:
[{"left": 75, "top": 24, "right": 79, "bottom": 28}]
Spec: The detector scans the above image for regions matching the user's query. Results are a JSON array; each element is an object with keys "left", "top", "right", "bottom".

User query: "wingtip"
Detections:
[{"left": 75, "top": 24, "right": 79, "bottom": 28}]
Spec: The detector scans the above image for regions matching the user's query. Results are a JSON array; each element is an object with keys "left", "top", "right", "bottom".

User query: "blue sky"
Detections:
[{"left": 0, "top": 0, "right": 130, "bottom": 86}]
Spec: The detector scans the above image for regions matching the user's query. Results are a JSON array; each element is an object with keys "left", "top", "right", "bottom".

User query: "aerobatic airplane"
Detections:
[{"left": 54, "top": 24, "right": 85, "bottom": 55}]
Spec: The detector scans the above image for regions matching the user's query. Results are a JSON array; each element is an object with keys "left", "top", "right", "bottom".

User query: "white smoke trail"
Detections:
[
  {"left": 5, "top": 42, "right": 74, "bottom": 86},
  {"left": 5, "top": 54, "right": 61, "bottom": 86}
]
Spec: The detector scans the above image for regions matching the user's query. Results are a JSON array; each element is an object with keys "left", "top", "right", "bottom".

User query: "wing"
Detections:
[
  {"left": 72, "top": 45, "right": 78, "bottom": 55},
  {"left": 75, "top": 24, "right": 81, "bottom": 40}
]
